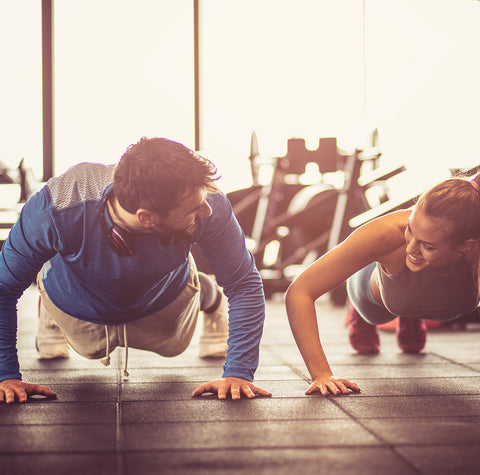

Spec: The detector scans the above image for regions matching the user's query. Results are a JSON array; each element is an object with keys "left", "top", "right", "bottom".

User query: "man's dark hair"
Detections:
[{"left": 113, "top": 137, "right": 219, "bottom": 215}]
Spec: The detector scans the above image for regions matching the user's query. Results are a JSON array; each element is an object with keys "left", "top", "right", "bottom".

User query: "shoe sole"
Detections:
[{"left": 35, "top": 337, "right": 70, "bottom": 360}]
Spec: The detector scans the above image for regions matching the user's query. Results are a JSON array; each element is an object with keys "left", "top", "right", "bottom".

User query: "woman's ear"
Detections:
[{"left": 460, "top": 239, "right": 477, "bottom": 254}]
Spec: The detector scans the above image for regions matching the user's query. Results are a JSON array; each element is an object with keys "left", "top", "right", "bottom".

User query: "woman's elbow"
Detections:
[
  {"left": 286, "top": 278, "right": 309, "bottom": 305},
  {"left": 286, "top": 273, "right": 326, "bottom": 306},
  {"left": 285, "top": 279, "right": 298, "bottom": 301}
]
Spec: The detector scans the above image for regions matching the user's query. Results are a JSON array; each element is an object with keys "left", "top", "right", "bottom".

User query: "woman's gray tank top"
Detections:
[{"left": 376, "top": 255, "right": 479, "bottom": 319}]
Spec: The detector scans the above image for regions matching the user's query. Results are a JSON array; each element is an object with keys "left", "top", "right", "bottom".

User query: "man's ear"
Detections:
[{"left": 136, "top": 209, "right": 155, "bottom": 226}]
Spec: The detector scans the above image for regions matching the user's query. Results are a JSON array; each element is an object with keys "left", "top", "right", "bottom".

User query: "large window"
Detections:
[
  {"left": 54, "top": 0, "right": 194, "bottom": 175},
  {"left": 1, "top": 1, "right": 42, "bottom": 179},
  {"left": 365, "top": 0, "right": 480, "bottom": 177},
  {"left": 1, "top": 1, "right": 479, "bottom": 193},
  {"left": 200, "top": 0, "right": 364, "bottom": 191}
]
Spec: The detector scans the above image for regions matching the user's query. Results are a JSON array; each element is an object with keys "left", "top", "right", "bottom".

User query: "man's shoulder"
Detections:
[
  {"left": 46, "top": 162, "right": 116, "bottom": 211},
  {"left": 206, "top": 190, "right": 231, "bottom": 210}
]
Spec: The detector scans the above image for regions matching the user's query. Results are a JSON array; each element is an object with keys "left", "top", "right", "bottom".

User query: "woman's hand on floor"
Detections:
[{"left": 306, "top": 376, "right": 360, "bottom": 396}]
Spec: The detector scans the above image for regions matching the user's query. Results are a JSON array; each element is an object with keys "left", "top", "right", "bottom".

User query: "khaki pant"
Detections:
[{"left": 36, "top": 256, "right": 201, "bottom": 360}]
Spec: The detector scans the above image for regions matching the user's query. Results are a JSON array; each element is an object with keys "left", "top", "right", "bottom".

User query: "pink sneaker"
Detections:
[
  {"left": 397, "top": 317, "right": 427, "bottom": 353},
  {"left": 348, "top": 305, "right": 380, "bottom": 354}
]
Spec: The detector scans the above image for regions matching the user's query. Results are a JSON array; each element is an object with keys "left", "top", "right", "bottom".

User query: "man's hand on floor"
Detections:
[
  {"left": 192, "top": 376, "right": 272, "bottom": 400},
  {"left": 0, "top": 379, "right": 57, "bottom": 404}
]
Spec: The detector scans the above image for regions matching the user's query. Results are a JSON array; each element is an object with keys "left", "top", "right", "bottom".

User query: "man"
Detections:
[{"left": 0, "top": 137, "right": 271, "bottom": 403}]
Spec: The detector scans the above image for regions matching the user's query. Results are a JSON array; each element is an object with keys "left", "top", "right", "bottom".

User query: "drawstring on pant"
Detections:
[
  {"left": 101, "top": 326, "right": 111, "bottom": 366},
  {"left": 100, "top": 324, "right": 130, "bottom": 378},
  {"left": 122, "top": 324, "right": 129, "bottom": 378}
]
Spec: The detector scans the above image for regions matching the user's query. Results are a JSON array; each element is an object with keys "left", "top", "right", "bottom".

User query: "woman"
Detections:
[{"left": 285, "top": 175, "right": 480, "bottom": 396}]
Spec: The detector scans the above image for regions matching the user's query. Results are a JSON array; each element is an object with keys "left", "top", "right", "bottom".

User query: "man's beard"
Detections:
[{"left": 147, "top": 217, "right": 199, "bottom": 245}]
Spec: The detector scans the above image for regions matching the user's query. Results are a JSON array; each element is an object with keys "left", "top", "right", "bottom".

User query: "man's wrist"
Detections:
[{"left": 222, "top": 369, "right": 255, "bottom": 382}]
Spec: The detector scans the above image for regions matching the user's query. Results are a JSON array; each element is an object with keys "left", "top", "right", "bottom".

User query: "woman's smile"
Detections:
[{"left": 406, "top": 253, "right": 426, "bottom": 268}]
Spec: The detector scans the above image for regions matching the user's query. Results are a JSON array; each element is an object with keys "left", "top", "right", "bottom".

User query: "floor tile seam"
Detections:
[
  {"left": 346, "top": 415, "right": 480, "bottom": 421},
  {"left": 260, "top": 346, "right": 306, "bottom": 370},
  {"left": 116, "top": 392, "right": 480, "bottom": 401},
  {"left": 21, "top": 371, "right": 120, "bottom": 376},
  {"left": 7, "top": 391, "right": 480, "bottom": 404},
  {"left": 120, "top": 379, "right": 308, "bottom": 384},
  {"left": 28, "top": 367, "right": 284, "bottom": 373},
  {"left": 115, "top": 368, "right": 129, "bottom": 475},
  {"left": 38, "top": 382, "right": 119, "bottom": 386},
  {"left": 457, "top": 363, "right": 480, "bottom": 373},
  {"left": 352, "top": 375, "right": 480, "bottom": 379},
  {"left": 385, "top": 446, "right": 423, "bottom": 473},
  {"left": 395, "top": 442, "right": 480, "bottom": 448},
  {"left": 0, "top": 450, "right": 120, "bottom": 456},
  {"left": 333, "top": 393, "right": 480, "bottom": 399},
  {"left": 20, "top": 366, "right": 227, "bottom": 372},
  {"left": 115, "top": 399, "right": 126, "bottom": 475},
  {"left": 325, "top": 401, "right": 480, "bottom": 439},
  {"left": 113, "top": 444, "right": 391, "bottom": 452},
  {"left": 328, "top": 393, "right": 480, "bottom": 398},
  {"left": 273, "top": 367, "right": 480, "bottom": 382},
  {"left": 280, "top": 364, "right": 310, "bottom": 383},
  {"left": 5, "top": 399, "right": 120, "bottom": 405},
  {"left": 21, "top": 399, "right": 121, "bottom": 403},
  {"left": 453, "top": 362, "right": 480, "bottom": 365},
  {"left": 310, "top": 362, "right": 479, "bottom": 367},
  {"left": 337, "top": 375, "right": 480, "bottom": 380},
  {"left": 101, "top": 445, "right": 400, "bottom": 454},
  {"left": 115, "top": 417, "right": 353, "bottom": 426},
  {"left": 0, "top": 422, "right": 118, "bottom": 428},
  {"left": 429, "top": 352, "right": 480, "bottom": 368},
  {"left": 13, "top": 415, "right": 480, "bottom": 428},
  {"left": 115, "top": 365, "right": 226, "bottom": 369},
  {"left": 117, "top": 396, "right": 312, "bottom": 402},
  {"left": 0, "top": 443, "right": 391, "bottom": 456},
  {"left": 328, "top": 398, "right": 369, "bottom": 426},
  {"left": 0, "top": 417, "right": 353, "bottom": 427},
  {"left": 388, "top": 442, "right": 480, "bottom": 456},
  {"left": 325, "top": 402, "right": 409, "bottom": 460}
]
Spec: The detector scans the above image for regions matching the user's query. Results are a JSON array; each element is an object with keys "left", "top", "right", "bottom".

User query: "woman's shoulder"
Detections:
[
  {"left": 369, "top": 209, "right": 411, "bottom": 233},
  {"left": 345, "top": 209, "right": 410, "bottom": 257}
]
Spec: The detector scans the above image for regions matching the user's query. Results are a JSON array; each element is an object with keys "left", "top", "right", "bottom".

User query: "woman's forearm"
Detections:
[{"left": 285, "top": 287, "right": 333, "bottom": 380}]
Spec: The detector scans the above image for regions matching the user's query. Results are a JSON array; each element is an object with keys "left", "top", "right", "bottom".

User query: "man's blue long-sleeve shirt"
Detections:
[{"left": 0, "top": 162, "right": 265, "bottom": 382}]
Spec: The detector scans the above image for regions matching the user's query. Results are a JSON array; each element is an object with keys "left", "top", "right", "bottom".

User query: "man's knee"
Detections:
[{"left": 198, "top": 272, "right": 222, "bottom": 313}]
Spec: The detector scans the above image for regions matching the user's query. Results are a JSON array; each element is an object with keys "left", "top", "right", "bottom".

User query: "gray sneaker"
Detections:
[
  {"left": 198, "top": 292, "right": 229, "bottom": 358},
  {"left": 36, "top": 297, "right": 70, "bottom": 359}
]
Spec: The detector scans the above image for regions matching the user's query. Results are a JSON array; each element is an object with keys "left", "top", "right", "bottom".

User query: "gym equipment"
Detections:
[
  {"left": 217, "top": 131, "right": 414, "bottom": 302},
  {"left": 0, "top": 159, "right": 38, "bottom": 249}
]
